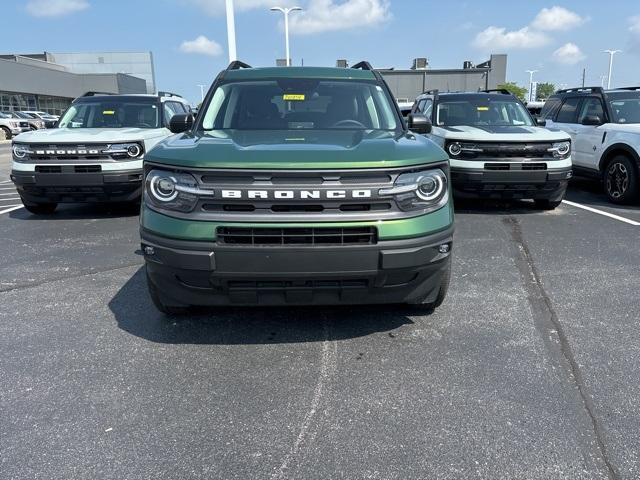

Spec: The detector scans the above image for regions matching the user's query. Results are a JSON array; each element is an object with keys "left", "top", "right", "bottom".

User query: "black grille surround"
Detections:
[
  {"left": 217, "top": 226, "right": 377, "bottom": 246},
  {"left": 450, "top": 141, "right": 559, "bottom": 161},
  {"left": 16, "top": 143, "right": 142, "bottom": 163}
]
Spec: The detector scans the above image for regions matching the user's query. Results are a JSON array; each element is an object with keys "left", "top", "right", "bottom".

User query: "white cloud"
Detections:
[
  {"left": 179, "top": 35, "right": 223, "bottom": 56},
  {"left": 288, "top": 0, "right": 391, "bottom": 35},
  {"left": 473, "top": 26, "right": 550, "bottom": 50},
  {"left": 185, "top": 0, "right": 291, "bottom": 15},
  {"left": 552, "top": 42, "right": 586, "bottom": 65},
  {"left": 26, "top": 0, "right": 88, "bottom": 17},
  {"left": 531, "top": 6, "right": 585, "bottom": 32}
]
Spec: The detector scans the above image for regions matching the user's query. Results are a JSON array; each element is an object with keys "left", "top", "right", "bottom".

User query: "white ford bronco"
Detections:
[
  {"left": 410, "top": 89, "right": 573, "bottom": 209},
  {"left": 542, "top": 86, "right": 640, "bottom": 204},
  {"left": 10, "top": 91, "right": 191, "bottom": 214}
]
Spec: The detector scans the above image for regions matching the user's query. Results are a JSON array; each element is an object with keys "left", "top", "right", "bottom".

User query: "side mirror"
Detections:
[
  {"left": 536, "top": 117, "right": 547, "bottom": 127},
  {"left": 169, "top": 113, "right": 194, "bottom": 134},
  {"left": 582, "top": 115, "right": 602, "bottom": 126},
  {"left": 407, "top": 113, "right": 432, "bottom": 134}
]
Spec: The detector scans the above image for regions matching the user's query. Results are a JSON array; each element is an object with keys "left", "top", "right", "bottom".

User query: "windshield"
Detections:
[
  {"left": 58, "top": 98, "right": 160, "bottom": 129},
  {"left": 0, "top": 112, "right": 11, "bottom": 119},
  {"left": 201, "top": 79, "right": 398, "bottom": 131},
  {"left": 608, "top": 92, "right": 640, "bottom": 124},
  {"left": 15, "top": 112, "right": 33, "bottom": 118},
  {"left": 436, "top": 96, "right": 534, "bottom": 127}
]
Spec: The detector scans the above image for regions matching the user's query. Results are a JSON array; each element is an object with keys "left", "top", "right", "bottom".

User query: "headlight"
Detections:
[
  {"left": 12, "top": 144, "right": 32, "bottom": 160},
  {"left": 448, "top": 142, "right": 462, "bottom": 156},
  {"left": 103, "top": 142, "right": 144, "bottom": 159},
  {"left": 145, "top": 169, "right": 201, "bottom": 213},
  {"left": 379, "top": 169, "right": 448, "bottom": 212},
  {"left": 549, "top": 141, "right": 570, "bottom": 159}
]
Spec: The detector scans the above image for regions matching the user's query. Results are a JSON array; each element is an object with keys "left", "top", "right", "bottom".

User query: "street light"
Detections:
[
  {"left": 270, "top": 6, "right": 302, "bottom": 66},
  {"left": 197, "top": 84, "right": 206, "bottom": 101},
  {"left": 525, "top": 70, "right": 538, "bottom": 102},
  {"left": 225, "top": 0, "right": 237, "bottom": 63},
  {"left": 604, "top": 49, "right": 621, "bottom": 89}
]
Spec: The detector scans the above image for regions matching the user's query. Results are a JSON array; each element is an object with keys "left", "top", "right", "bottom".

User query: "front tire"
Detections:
[
  {"left": 146, "top": 269, "right": 190, "bottom": 316},
  {"left": 604, "top": 155, "right": 639, "bottom": 204},
  {"left": 0, "top": 127, "right": 10, "bottom": 141},
  {"left": 534, "top": 199, "right": 562, "bottom": 210}
]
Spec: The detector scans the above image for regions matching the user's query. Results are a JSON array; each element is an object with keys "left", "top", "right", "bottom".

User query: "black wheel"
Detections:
[
  {"left": 0, "top": 127, "right": 10, "bottom": 140},
  {"left": 534, "top": 199, "right": 562, "bottom": 210},
  {"left": 146, "top": 269, "right": 190, "bottom": 316},
  {"left": 22, "top": 201, "right": 57, "bottom": 215},
  {"left": 604, "top": 155, "right": 639, "bottom": 204}
]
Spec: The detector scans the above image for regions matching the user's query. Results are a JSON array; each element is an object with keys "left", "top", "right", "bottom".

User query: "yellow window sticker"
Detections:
[
  {"left": 283, "top": 94, "right": 305, "bottom": 101},
  {"left": 103, "top": 110, "right": 115, "bottom": 115},
  {"left": 477, "top": 106, "right": 489, "bottom": 111}
]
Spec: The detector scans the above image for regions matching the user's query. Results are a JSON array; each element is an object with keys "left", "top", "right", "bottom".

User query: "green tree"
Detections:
[
  {"left": 496, "top": 82, "right": 528, "bottom": 101},
  {"left": 536, "top": 82, "right": 556, "bottom": 100}
]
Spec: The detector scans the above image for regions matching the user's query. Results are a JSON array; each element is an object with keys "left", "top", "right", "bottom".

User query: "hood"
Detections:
[
  {"left": 435, "top": 125, "right": 571, "bottom": 142},
  {"left": 14, "top": 127, "right": 169, "bottom": 144},
  {"left": 147, "top": 129, "right": 448, "bottom": 169}
]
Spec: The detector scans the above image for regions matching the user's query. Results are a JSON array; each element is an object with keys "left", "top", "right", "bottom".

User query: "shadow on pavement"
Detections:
[
  {"left": 109, "top": 267, "right": 418, "bottom": 345},
  {"left": 453, "top": 198, "right": 547, "bottom": 215},
  {"left": 9, "top": 202, "right": 140, "bottom": 220},
  {"left": 566, "top": 177, "right": 640, "bottom": 212}
]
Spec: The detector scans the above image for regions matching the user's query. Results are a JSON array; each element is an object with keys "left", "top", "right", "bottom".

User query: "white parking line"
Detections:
[
  {"left": 562, "top": 199, "right": 640, "bottom": 226},
  {"left": 0, "top": 192, "right": 18, "bottom": 196},
  {"left": 0, "top": 205, "right": 22, "bottom": 215}
]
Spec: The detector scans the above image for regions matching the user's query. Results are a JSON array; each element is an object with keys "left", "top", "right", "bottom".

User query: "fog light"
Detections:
[
  {"left": 438, "top": 244, "right": 450, "bottom": 254},
  {"left": 144, "top": 246, "right": 155, "bottom": 255}
]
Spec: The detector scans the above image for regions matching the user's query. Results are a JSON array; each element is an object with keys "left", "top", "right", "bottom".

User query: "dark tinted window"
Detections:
[
  {"left": 555, "top": 97, "right": 581, "bottom": 123},
  {"left": 577, "top": 98, "right": 605, "bottom": 123},
  {"left": 541, "top": 97, "right": 562, "bottom": 119},
  {"left": 607, "top": 92, "right": 640, "bottom": 124}
]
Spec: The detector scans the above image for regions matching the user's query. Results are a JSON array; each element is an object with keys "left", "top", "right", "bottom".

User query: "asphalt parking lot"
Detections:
[{"left": 1, "top": 142, "right": 639, "bottom": 479}]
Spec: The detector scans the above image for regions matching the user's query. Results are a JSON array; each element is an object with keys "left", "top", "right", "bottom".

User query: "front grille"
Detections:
[
  {"left": 228, "top": 279, "right": 368, "bottom": 290},
  {"left": 26, "top": 144, "right": 119, "bottom": 162},
  {"left": 522, "top": 163, "right": 547, "bottom": 170},
  {"left": 483, "top": 163, "right": 548, "bottom": 171},
  {"left": 36, "top": 165, "right": 62, "bottom": 173},
  {"left": 459, "top": 142, "right": 555, "bottom": 160},
  {"left": 217, "top": 226, "right": 377, "bottom": 246},
  {"left": 74, "top": 165, "right": 102, "bottom": 173},
  {"left": 35, "top": 165, "right": 102, "bottom": 173},
  {"left": 485, "top": 163, "right": 510, "bottom": 170}
]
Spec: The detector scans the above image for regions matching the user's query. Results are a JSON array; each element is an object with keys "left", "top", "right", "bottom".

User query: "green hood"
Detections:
[{"left": 146, "top": 130, "right": 447, "bottom": 169}]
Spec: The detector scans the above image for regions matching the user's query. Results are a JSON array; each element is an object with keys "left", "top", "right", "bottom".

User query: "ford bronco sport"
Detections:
[{"left": 140, "top": 61, "right": 454, "bottom": 313}]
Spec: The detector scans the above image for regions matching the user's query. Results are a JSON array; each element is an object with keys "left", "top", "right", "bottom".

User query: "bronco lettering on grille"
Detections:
[{"left": 220, "top": 189, "right": 372, "bottom": 200}]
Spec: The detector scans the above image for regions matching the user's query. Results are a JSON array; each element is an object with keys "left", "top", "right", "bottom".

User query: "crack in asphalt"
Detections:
[
  {"left": 0, "top": 262, "right": 142, "bottom": 294},
  {"left": 503, "top": 216, "right": 618, "bottom": 480}
]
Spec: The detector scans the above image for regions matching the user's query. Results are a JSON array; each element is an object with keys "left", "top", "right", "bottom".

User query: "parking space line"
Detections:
[
  {"left": 562, "top": 199, "right": 640, "bottom": 226},
  {"left": 0, "top": 205, "right": 22, "bottom": 215},
  {"left": 0, "top": 192, "right": 18, "bottom": 196}
]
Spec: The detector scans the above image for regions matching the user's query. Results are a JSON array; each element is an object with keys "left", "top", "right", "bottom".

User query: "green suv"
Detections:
[{"left": 140, "top": 61, "right": 454, "bottom": 313}]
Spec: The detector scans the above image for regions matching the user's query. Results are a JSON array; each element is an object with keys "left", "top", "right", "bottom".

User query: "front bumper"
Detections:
[
  {"left": 11, "top": 168, "right": 143, "bottom": 203},
  {"left": 451, "top": 167, "right": 572, "bottom": 200},
  {"left": 142, "top": 225, "right": 453, "bottom": 306}
]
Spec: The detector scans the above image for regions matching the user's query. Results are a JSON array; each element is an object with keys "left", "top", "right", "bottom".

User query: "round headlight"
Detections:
[
  {"left": 150, "top": 175, "right": 178, "bottom": 202},
  {"left": 126, "top": 144, "right": 142, "bottom": 158},
  {"left": 416, "top": 174, "right": 445, "bottom": 201},
  {"left": 13, "top": 145, "right": 28, "bottom": 158},
  {"left": 448, "top": 142, "right": 462, "bottom": 156},
  {"left": 557, "top": 142, "right": 570, "bottom": 156}
]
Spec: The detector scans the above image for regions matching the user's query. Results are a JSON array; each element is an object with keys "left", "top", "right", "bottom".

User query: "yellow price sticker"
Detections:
[
  {"left": 477, "top": 106, "right": 489, "bottom": 111},
  {"left": 283, "top": 94, "right": 305, "bottom": 101},
  {"left": 103, "top": 110, "right": 115, "bottom": 115}
]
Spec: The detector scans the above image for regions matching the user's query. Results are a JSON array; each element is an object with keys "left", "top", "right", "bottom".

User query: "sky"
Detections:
[{"left": 2, "top": 0, "right": 640, "bottom": 105}]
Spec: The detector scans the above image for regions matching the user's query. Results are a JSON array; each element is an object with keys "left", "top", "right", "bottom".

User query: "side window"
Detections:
[
  {"left": 541, "top": 97, "right": 561, "bottom": 120},
  {"left": 421, "top": 99, "right": 433, "bottom": 119},
  {"left": 163, "top": 101, "right": 182, "bottom": 126},
  {"left": 577, "top": 97, "right": 605, "bottom": 123},
  {"left": 555, "top": 97, "right": 582, "bottom": 124},
  {"left": 417, "top": 99, "right": 427, "bottom": 112}
]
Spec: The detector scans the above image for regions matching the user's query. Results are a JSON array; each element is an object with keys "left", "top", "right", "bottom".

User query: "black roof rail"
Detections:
[
  {"left": 81, "top": 91, "right": 115, "bottom": 97},
  {"left": 351, "top": 61, "right": 374, "bottom": 71},
  {"left": 555, "top": 86, "right": 604, "bottom": 94},
  {"left": 227, "top": 60, "right": 252, "bottom": 70},
  {"left": 480, "top": 89, "right": 513, "bottom": 95},
  {"left": 158, "top": 91, "right": 182, "bottom": 99},
  {"left": 421, "top": 89, "right": 439, "bottom": 96},
  {"left": 614, "top": 86, "right": 640, "bottom": 91}
]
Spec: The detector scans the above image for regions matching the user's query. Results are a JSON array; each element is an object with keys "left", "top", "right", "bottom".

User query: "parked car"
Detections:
[
  {"left": 19, "top": 110, "right": 58, "bottom": 128},
  {"left": 397, "top": 100, "right": 414, "bottom": 120},
  {"left": 10, "top": 91, "right": 191, "bottom": 214},
  {"left": 411, "top": 89, "right": 572, "bottom": 209},
  {"left": 6, "top": 112, "right": 46, "bottom": 131},
  {"left": 140, "top": 61, "right": 453, "bottom": 313},
  {"left": 0, "top": 112, "right": 31, "bottom": 140},
  {"left": 542, "top": 86, "right": 640, "bottom": 204},
  {"left": 525, "top": 101, "right": 545, "bottom": 119}
]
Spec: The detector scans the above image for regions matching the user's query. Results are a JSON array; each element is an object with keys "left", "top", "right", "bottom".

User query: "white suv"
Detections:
[
  {"left": 410, "top": 89, "right": 573, "bottom": 209},
  {"left": 542, "top": 87, "right": 640, "bottom": 204},
  {"left": 10, "top": 92, "right": 191, "bottom": 214}
]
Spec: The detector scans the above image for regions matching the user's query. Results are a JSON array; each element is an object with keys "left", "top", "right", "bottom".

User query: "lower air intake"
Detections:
[{"left": 217, "top": 226, "right": 377, "bottom": 246}]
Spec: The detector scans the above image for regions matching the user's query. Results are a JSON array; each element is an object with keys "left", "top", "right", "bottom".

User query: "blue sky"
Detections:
[{"left": 4, "top": 0, "right": 640, "bottom": 104}]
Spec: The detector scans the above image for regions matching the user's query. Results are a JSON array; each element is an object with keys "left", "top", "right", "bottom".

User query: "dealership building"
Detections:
[{"left": 0, "top": 52, "right": 155, "bottom": 115}]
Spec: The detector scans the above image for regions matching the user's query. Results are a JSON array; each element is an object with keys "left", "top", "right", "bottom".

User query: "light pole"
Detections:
[
  {"left": 270, "top": 6, "right": 302, "bottom": 66},
  {"left": 225, "top": 0, "right": 237, "bottom": 63},
  {"left": 525, "top": 69, "right": 538, "bottom": 102},
  {"left": 604, "top": 49, "right": 621, "bottom": 89},
  {"left": 197, "top": 84, "right": 206, "bottom": 101}
]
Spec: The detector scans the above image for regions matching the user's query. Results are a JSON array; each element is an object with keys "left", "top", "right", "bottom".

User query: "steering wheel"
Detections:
[
  {"left": 331, "top": 119, "right": 366, "bottom": 128},
  {"left": 134, "top": 123, "right": 153, "bottom": 128}
]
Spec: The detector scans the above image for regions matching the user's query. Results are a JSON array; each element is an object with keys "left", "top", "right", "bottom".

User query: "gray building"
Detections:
[
  {"left": 0, "top": 52, "right": 153, "bottom": 115},
  {"left": 376, "top": 54, "right": 507, "bottom": 102}
]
